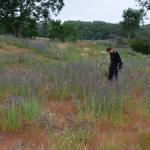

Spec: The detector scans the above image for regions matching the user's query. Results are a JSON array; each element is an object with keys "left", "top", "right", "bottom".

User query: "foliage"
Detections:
[
  {"left": 136, "top": 24, "right": 150, "bottom": 41},
  {"left": 37, "top": 20, "right": 150, "bottom": 42},
  {"left": 48, "top": 20, "right": 65, "bottom": 41},
  {"left": 63, "top": 21, "right": 79, "bottom": 41},
  {"left": 130, "top": 38, "right": 150, "bottom": 54},
  {"left": 121, "top": 8, "right": 145, "bottom": 39},
  {"left": 48, "top": 20, "right": 79, "bottom": 42},
  {"left": 38, "top": 21, "right": 50, "bottom": 37},
  {"left": 66, "top": 21, "right": 125, "bottom": 40},
  {"left": 137, "top": 0, "right": 150, "bottom": 10},
  {"left": 38, "top": 20, "right": 150, "bottom": 41},
  {"left": 21, "top": 18, "right": 38, "bottom": 38},
  {"left": 0, "top": 0, "right": 64, "bottom": 37}
]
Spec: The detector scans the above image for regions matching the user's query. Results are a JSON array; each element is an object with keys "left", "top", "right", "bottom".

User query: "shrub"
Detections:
[{"left": 130, "top": 39, "right": 150, "bottom": 55}]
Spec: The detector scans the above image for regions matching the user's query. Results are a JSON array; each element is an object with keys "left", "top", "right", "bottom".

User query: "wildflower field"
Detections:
[{"left": 0, "top": 36, "right": 150, "bottom": 150}]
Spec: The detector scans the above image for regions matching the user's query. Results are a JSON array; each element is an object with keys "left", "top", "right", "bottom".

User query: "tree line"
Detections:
[
  {"left": 37, "top": 20, "right": 149, "bottom": 40},
  {"left": 0, "top": 0, "right": 149, "bottom": 42}
]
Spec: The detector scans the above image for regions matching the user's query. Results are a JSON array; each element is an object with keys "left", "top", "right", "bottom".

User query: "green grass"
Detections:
[
  {"left": 50, "top": 126, "right": 93, "bottom": 150},
  {"left": 100, "top": 141, "right": 119, "bottom": 150},
  {"left": 0, "top": 99, "right": 41, "bottom": 131},
  {"left": 139, "top": 132, "right": 150, "bottom": 150},
  {"left": 50, "top": 86, "right": 70, "bottom": 100},
  {"left": 0, "top": 104, "right": 22, "bottom": 131},
  {"left": 72, "top": 89, "right": 124, "bottom": 122},
  {"left": 22, "top": 99, "right": 41, "bottom": 124},
  {"left": 0, "top": 36, "right": 150, "bottom": 149}
]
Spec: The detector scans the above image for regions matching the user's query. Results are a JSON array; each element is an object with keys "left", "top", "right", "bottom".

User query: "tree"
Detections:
[
  {"left": 66, "top": 21, "right": 124, "bottom": 40},
  {"left": 130, "top": 38, "right": 150, "bottom": 54},
  {"left": 136, "top": 0, "right": 150, "bottom": 10},
  {"left": 136, "top": 24, "right": 150, "bottom": 41},
  {"left": 21, "top": 18, "right": 38, "bottom": 38},
  {"left": 63, "top": 21, "right": 79, "bottom": 41},
  {"left": 49, "top": 20, "right": 65, "bottom": 41},
  {"left": 0, "top": 0, "right": 64, "bottom": 37},
  {"left": 121, "top": 8, "right": 145, "bottom": 39},
  {"left": 38, "top": 21, "right": 50, "bottom": 37},
  {"left": 48, "top": 20, "right": 79, "bottom": 42}
]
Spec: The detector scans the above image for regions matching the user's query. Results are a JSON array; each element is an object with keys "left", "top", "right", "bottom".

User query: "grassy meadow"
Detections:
[{"left": 0, "top": 35, "right": 150, "bottom": 150}]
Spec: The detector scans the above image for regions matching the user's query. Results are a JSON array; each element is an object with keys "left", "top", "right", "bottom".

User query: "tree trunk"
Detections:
[
  {"left": 12, "top": 23, "right": 21, "bottom": 37},
  {"left": 127, "top": 32, "right": 130, "bottom": 40}
]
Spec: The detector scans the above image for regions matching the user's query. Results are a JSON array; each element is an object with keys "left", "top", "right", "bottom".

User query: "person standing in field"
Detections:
[{"left": 106, "top": 47, "right": 123, "bottom": 81}]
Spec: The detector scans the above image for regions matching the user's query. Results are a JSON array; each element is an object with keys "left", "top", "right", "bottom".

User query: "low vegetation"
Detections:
[
  {"left": 0, "top": 36, "right": 150, "bottom": 149},
  {"left": 130, "top": 38, "right": 150, "bottom": 54}
]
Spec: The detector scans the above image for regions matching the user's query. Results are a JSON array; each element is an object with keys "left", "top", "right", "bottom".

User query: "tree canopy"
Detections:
[
  {"left": 65, "top": 21, "right": 124, "bottom": 40},
  {"left": 0, "top": 0, "right": 64, "bottom": 37},
  {"left": 137, "top": 0, "right": 150, "bottom": 10},
  {"left": 37, "top": 20, "right": 150, "bottom": 41},
  {"left": 120, "top": 8, "right": 145, "bottom": 39},
  {"left": 48, "top": 20, "right": 79, "bottom": 42}
]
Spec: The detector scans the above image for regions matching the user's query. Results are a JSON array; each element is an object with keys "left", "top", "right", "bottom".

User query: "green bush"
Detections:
[{"left": 130, "top": 39, "right": 150, "bottom": 55}]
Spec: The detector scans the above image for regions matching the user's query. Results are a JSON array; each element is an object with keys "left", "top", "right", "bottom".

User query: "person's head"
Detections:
[{"left": 106, "top": 47, "right": 114, "bottom": 53}]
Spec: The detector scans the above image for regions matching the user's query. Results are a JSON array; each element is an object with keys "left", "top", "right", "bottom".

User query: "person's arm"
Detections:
[{"left": 116, "top": 52, "right": 123, "bottom": 70}]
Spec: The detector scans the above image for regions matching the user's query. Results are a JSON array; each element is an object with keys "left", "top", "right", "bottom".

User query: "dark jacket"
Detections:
[{"left": 109, "top": 51, "right": 123, "bottom": 70}]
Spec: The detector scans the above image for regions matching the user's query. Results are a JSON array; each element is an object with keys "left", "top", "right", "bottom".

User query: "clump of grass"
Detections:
[
  {"left": 100, "top": 141, "right": 119, "bottom": 150},
  {"left": 0, "top": 99, "right": 41, "bottom": 131},
  {"left": 16, "top": 52, "right": 39, "bottom": 66},
  {"left": 50, "top": 126, "right": 93, "bottom": 150},
  {"left": 0, "top": 104, "right": 22, "bottom": 130},
  {"left": 72, "top": 88, "right": 123, "bottom": 121},
  {"left": 50, "top": 132, "right": 82, "bottom": 150},
  {"left": 22, "top": 99, "right": 41, "bottom": 124},
  {"left": 50, "top": 86, "right": 70, "bottom": 100},
  {"left": 139, "top": 132, "right": 150, "bottom": 150}
]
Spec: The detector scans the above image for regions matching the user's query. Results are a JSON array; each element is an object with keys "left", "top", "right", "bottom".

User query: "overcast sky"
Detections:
[{"left": 55, "top": 0, "right": 150, "bottom": 24}]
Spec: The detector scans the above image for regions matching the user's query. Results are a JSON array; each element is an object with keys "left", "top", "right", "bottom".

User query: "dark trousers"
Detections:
[{"left": 108, "top": 66, "right": 118, "bottom": 81}]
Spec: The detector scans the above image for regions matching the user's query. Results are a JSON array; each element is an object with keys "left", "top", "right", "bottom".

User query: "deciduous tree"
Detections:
[
  {"left": 0, "top": 0, "right": 64, "bottom": 37},
  {"left": 121, "top": 8, "right": 145, "bottom": 39}
]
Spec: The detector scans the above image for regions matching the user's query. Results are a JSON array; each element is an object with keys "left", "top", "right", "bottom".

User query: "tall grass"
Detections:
[
  {"left": 22, "top": 99, "right": 41, "bottom": 124},
  {"left": 50, "top": 126, "right": 93, "bottom": 150},
  {"left": 0, "top": 35, "right": 150, "bottom": 131},
  {"left": 0, "top": 99, "right": 41, "bottom": 131},
  {"left": 44, "top": 60, "right": 150, "bottom": 120},
  {"left": 0, "top": 35, "right": 69, "bottom": 60},
  {"left": 0, "top": 104, "right": 22, "bottom": 130}
]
